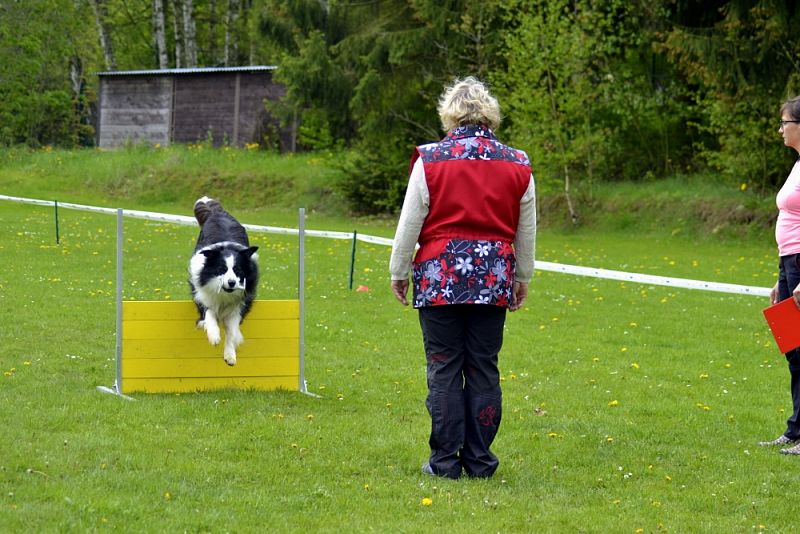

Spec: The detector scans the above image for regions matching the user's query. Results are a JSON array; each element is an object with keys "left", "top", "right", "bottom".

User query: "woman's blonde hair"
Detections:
[{"left": 437, "top": 76, "right": 502, "bottom": 132}]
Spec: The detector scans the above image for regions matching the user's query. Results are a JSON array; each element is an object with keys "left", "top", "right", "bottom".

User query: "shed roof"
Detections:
[{"left": 97, "top": 66, "right": 278, "bottom": 77}]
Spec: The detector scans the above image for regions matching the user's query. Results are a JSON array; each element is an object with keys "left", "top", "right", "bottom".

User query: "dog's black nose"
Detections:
[{"left": 227, "top": 280, "right": 237, "bottom": 288}]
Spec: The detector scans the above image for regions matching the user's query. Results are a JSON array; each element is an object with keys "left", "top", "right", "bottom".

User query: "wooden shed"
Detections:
[{"left": 96, "top": 66, "right": 294, "bottom": 150}]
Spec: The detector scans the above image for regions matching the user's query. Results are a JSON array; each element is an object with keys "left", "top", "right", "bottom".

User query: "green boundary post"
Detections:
[
  {"left": 54, "top": 200, "right": 60, "bottom": 244},
  {"left": 349, "top": 230, "right": 357, "bottom": 290}
]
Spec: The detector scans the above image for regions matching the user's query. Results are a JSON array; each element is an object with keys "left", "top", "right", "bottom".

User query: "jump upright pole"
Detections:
[
  {"left": 97, "top": 208, "right": 134, "bottom": 400},
  {"left": 298, "top": 207, "right": 310, "bottom": 395}
]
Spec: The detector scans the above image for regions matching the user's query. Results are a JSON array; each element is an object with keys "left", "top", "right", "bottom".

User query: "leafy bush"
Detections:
[{"left": 337, "top": 142, "right": 410, "bottom": 215}]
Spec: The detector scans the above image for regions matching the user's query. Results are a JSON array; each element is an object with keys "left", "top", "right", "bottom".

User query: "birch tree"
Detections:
[
  {"left": 152, "top": 0, "right": 168, "bottom": 68},
  {"left": 89, "top": 0, "right": 116, "bottom": 70},
  {"left": 182, "top": 0, "right": 198, "bottom": 67},
  {"left": 208, "top": 0, "right": 219, "bottom": 64},
  {"left": 171, "top": 0, "right": 183, "bottom": 67},
  {"left": 224, "top": 0, "right": 239, "bottom": 66}
]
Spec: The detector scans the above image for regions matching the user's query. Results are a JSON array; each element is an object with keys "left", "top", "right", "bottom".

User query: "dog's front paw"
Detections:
[
  {"left": 205, "top": 324, "right": 221, "bottom": 345},
  {"left": 229, "top": 329, "right": 244, "bottom": 348},
  {"left": 223, "top": 349, "right": 237, "bottom": 366}
]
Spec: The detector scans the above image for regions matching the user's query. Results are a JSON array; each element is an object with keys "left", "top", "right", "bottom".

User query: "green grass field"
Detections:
[{"left": 0, "top": 147, "right": 793, "bottom": 533}]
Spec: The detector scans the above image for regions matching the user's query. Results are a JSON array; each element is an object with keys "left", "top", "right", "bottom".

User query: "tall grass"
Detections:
[
  {"left": 0, "top": 148, "right": 791, "bottom": 532},
  {"left": 0, "top": 145, "right": 348, "bottom": 220}
]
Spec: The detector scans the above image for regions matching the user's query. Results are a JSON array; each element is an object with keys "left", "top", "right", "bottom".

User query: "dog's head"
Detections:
[{"left": 194, "top": 245, "right": 259, "bottom": 293}]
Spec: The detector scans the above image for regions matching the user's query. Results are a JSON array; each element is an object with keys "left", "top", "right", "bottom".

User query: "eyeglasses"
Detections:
[{"left": 780, "top": 120, "right": 800, "bottom": 127}]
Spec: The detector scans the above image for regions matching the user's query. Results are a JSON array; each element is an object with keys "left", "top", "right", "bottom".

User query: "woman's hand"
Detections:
[
  {"left": 510, "top": 281, "right": 528, "bottom": 312},
  {"left": 771, "top": 283, "right": 779, "bottom": 305},
  {"left": 391, "top": 279, "right": 409, "bottom": 306},
  {"left": 794, "top": 283, "right": 800, "bottom": 309}
]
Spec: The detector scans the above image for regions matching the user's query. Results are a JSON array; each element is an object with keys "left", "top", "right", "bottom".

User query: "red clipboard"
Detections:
[{"left": 763, "top": 298, "right": 800, "bottom": 353}]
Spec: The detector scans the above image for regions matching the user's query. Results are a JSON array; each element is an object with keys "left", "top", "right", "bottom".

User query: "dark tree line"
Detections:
[{"left": 2, "top": 0, "right": 800, "bottom": 214}]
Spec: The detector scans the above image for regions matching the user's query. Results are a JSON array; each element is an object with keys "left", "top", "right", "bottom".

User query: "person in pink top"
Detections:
[
  {"left": 389, "top": 77, "right": 535, "bottom": 479},
  {"left": 759, "top": 96, "right": 800, "bottom": 454}
]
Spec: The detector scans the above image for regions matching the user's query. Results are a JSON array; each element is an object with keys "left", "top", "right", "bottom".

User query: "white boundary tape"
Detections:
[
  {"left": 1, "top": 194, "right": 771, "bottom": 297},
  {"left": 536, "top": 260, "right": 770, "bottom": 297},
  {"left": 0, "top": 194, "right": 393, "bottom": 244}
]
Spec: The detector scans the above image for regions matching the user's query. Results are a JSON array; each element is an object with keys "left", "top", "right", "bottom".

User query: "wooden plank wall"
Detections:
[
  {"left": 97, "top": 76, "right": 172, "bottom": 148},
  {"left": 121, "top": 300, "right": 300, "bottom": 394},
  {"left": 238, "top": 72, "right": 289, "bottom": 149},
  {"left": 171, "top": 71, "right": 287, "bottom": 147},
  {"left": 172, "top": 73, "right": 236, "bottom": 145},
  {"left": 98, "top": 71, "right": 290, "bottom": 149}
]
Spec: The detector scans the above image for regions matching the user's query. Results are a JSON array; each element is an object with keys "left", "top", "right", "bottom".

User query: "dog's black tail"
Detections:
[{"left": 193, "top": 196, "right": 223, "bottom": 226}]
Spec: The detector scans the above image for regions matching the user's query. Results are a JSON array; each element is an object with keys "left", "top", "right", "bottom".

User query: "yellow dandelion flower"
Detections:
[
  {"left": 608, "top": 400, "right": 619, "bottom": 407},
  {"left": 421, "top": 497, "right": 433, "bottom": 506}
]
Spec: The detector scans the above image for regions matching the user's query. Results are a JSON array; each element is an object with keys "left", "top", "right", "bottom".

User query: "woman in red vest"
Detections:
[{"left": 389, "top": 77, "right": 536, "bottom": 479}]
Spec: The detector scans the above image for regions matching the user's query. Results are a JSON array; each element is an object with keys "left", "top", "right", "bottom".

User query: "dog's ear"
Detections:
[{"left": 244, "top": 246, "right": 259, "bottom": 258}]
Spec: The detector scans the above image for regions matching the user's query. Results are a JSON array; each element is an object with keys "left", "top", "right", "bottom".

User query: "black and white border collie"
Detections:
[{"left": 189, "top": 197, "right": 259, "bottom": 366}]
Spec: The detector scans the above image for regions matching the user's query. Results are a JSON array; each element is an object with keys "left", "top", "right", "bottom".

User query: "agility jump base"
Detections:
[{"left": 120, "top": 300, "right": 300, "bottom": 394}]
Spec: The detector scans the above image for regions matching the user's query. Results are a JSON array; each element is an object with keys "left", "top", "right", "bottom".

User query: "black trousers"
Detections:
[
  {"left": 418, "top": 304, "right": 506, "bottom": 479},
  {"left": 778, "top": 254, "right": 800, "bottom": 439}
]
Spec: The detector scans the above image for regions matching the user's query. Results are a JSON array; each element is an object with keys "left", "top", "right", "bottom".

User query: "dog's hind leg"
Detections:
[
  {"left": 222, "top": 311, "right": 244, "bottom": 366},
  {"left": 203, "top": 309, "right": 222, "bottom": 346}
]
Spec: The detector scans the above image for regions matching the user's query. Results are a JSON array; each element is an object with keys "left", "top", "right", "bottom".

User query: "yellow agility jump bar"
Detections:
[{"left": 120, "top": 299, "right": 300, "bottom": 394}]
